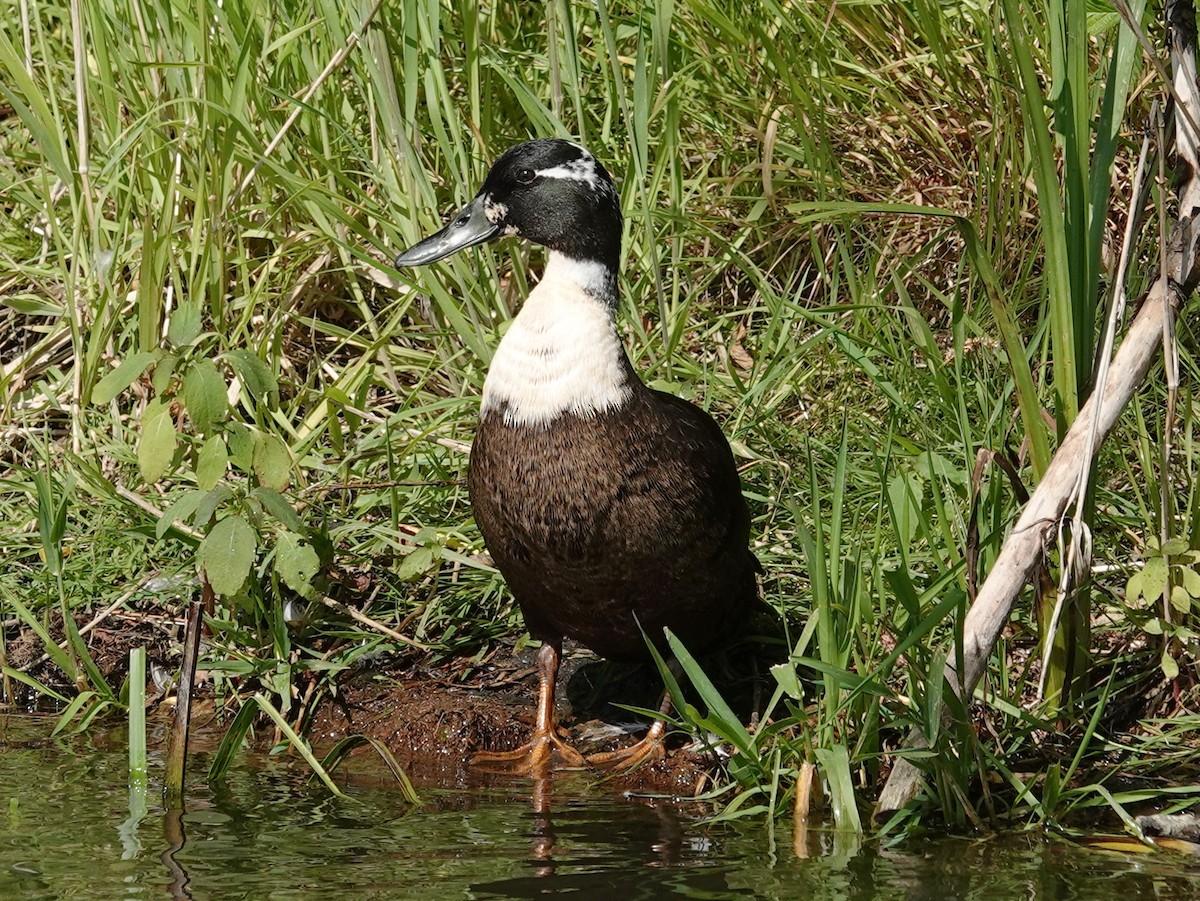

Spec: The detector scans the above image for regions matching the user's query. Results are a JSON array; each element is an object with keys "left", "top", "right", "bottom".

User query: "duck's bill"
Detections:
[{"left": 394, "top": 195, "right": 500, "bottom": 267}]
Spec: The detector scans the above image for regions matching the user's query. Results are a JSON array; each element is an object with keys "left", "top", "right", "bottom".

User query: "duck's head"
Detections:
[{"left": 395, "top": 139, "right": 621, "bottom": 271}]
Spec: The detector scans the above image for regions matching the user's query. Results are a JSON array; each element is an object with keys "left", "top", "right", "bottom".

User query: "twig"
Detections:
[{"left": 318, "top": 595, "right": 431, "bottom": 651}]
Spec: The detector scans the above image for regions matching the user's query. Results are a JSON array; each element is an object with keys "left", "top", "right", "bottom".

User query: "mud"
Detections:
[{"left": 310, "top": 642, "right": 731, "bottom": 795}]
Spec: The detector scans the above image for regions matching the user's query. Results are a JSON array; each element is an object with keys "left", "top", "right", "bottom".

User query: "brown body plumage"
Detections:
[{"left": 470, "top": 362, "right": 758, "bottom": 662}]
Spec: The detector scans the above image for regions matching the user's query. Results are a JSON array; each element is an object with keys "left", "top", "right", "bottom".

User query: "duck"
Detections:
[{"left": 395, "top": 138, "right": 759, "bottom": 773}]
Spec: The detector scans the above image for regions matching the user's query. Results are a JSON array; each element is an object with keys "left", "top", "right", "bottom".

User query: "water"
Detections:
[{"left": 1, "top": 717, "right": 1197, "bottom": 899}]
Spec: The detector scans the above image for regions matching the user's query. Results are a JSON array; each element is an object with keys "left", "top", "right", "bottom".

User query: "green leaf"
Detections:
[
  {"left": 208, "top": 698, "right": 259, "bottom": 781},
  {"left": 191, "top": 485, "right": 233, "bottom": 528},
  {"left": 253, "top": 432, "right": 292, "bottom": 490},
  {"left": 1161, "top": 537, "right": 1190, "bottom": 557},
  {"left": 200, "top": 515, "right": 257, "bottom": 597},
  {"left": 138, "top": 398, "right": 177, "bottom": 484},
  {"left": 92, "top": 352, "right": 156, "bottom": 405},
  {"left": 253, "top": 488, "right": 304, "bottom": 532},
  {"left": 396, "top": 545, "right": 435, "bottom": 581},
  {"left": 156, "top": 488, "right": 206, "bottom": 539},
  {"left": 226, "top": 422, "right": 255, "bottom": 472},
  {"left": 226, "top": 349, "right": 279, "bottom": 408},
  {"left": 1180, "top": 567, "right": 1200, "bottom": 598},
  {"left": 1162, "top": 650, "right": 1180, "bottom": 681},
  {"left": 152, "top": 352, "right": 179, "bottom": 395},
  {"left": 195, "top": 435, "right": 228, "bottom": 490},
  {"left": 813, "top": 744, "right": 862, "bottom": 834},
  {"left": 276, "top": 530, "right": 320, "bottom": 600},
  {"left": 1141, "top": 556, "right": 1169, "bottom": 602},
  {"left": 887, "top": 471, "right": 923, "bottom": 551},
  {"left": 769, "top": 662, "right": 803, "bottom": 701},
  {"left": 1170, "top": 585, "right": 1192, "bottom": 615},
  {"left": 168, "top": 302, "right": 203, "bottom": 347},
  {"left": 1125, "top": 570, "right": 1144, "bottom": 604},
  {"left": 182, "top": 359, "right": 228, "bottom": 434}
]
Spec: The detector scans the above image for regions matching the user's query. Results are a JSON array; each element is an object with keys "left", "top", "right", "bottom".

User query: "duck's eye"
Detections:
[{"left": 515, "top": 167, "right": 536, "bottom": 185}]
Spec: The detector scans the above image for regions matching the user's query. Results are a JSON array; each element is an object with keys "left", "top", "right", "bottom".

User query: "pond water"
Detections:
[{"left": 1, "top": 716, "right": 1197, "bottom": 900}]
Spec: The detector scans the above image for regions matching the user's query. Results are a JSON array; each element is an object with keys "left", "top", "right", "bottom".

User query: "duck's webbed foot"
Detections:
[
  {"left": 472, "top": 728, "right": 589, "bottom": 774},
  {"left": 586, "top": 718, "right": 667, "bottom": 772},
  {"left": 470, "top": 640, "right": 588, "bottom": 775}
]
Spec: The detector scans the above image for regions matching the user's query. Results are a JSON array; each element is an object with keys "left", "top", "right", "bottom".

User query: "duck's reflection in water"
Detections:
[{"left": 472, "top": 773, "right": 729, "bottom": 900}]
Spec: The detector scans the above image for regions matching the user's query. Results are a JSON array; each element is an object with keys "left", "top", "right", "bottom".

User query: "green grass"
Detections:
[{"left": 2, "top": 0, "right": 1199, "bottom": 836}]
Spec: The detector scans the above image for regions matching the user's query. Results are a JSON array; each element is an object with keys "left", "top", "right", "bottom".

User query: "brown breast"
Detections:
[{"left": 467, "top": 385, "right": 758, "bottom": 661}]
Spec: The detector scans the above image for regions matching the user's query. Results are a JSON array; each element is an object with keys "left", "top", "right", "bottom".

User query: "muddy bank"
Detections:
[{"left": 310, "top": 642, "right": 734, "bottom": 795}]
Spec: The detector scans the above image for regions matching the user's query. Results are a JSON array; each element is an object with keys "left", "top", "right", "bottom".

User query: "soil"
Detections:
[{"left": 309, "top": 639, "right": 768, "bottom": 795}]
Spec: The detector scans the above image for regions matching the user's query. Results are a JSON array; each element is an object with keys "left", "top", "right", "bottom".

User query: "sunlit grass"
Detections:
[{"left": 1, "top": 0, "right": 1196, "bottom": 833}]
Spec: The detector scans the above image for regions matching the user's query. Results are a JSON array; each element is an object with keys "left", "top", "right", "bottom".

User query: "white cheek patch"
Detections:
[
  {"left": 483, "top": 197, "right": 508, "bottom": 223},
  {"left": 482, "top": 253, "right": 628, "bottom": 426}
]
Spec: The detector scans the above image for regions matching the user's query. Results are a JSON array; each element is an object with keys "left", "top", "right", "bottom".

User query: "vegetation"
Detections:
[{"left": 2, "top": 0, "right": 1199, "bottom": 836}]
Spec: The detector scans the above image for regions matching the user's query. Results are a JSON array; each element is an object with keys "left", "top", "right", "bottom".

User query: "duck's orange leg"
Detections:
[{"left": 472, "top": 641, "right": 588, "bottom": 774}]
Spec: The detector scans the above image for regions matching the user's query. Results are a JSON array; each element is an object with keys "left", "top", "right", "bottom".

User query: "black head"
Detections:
[{"left": 395, "top": 139, "right": 622, "bottom": 270}]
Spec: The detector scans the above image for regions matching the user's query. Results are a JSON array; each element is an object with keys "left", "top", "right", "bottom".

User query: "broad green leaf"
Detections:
[
  {"left": 769, "top": 662, "right": 803, "bottom": 701},
  {"left": 201, "top": 515, "right": 257, "bottom": 597},
  {"left": 254, "top": 487, "right": 304, "bottom": 532},
  {"left": 157, "top": 488, "right": 206, "bottom": 539},
  {"left": 138, "top": 398, "right": 177, "bottom": 484},
  {"left": 396, "top": 545, "right": 435, "bottom": 581},
  {"left": 92, "top": 352, "right": 156, "bottom": 405},
  {"left": 276, "top": 530, "right": 320, "bottom": 600},
  {"left": 152, "top": 353, "right": 179, "bottom": 395},
  {"left": 1141, "top": 557, "right": 1168, "bottom": 602},
  {"left": 168, "top": 302, "right": 203, "bottom": 347},
  {"left": 1125, "top": 570, "right": 1144, "bottom": 604},
  {"left": 253, "top": 432, "right": 292, "bottom": 490},
  {"left": 1170, "top": 585, "right": 1192, "bottom": 615},
  {"left": 195, "top": 435, "right": 228, "bottom": 490},
  {"left": 191, "top": 485, "right": 233, "bottom": 528},
  {"left": 183, "top": 359, "right": 228, "bottom": 434},
  {"left": 226, "top": 422, "right": 255, "bottom": 472},
  {"left": 1180, "top": 567, "right": 1200, "bottom": 598},
  {"left": 1161, "top": 537, "right": 1190, "bottom": 557},
  {"left": 1162, "top": 651, "right": 1180, "bottom": 681},
  {"left": 226, "top": 349, "right": 279, "bottom": 408}
]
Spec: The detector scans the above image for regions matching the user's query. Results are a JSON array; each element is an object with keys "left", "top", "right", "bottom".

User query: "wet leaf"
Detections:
[{"left": 276, "top": 530, "right": 320, "bottom": 600}]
